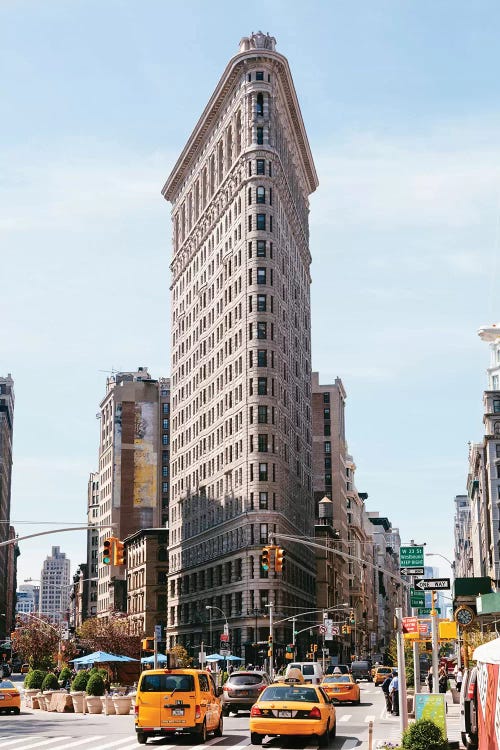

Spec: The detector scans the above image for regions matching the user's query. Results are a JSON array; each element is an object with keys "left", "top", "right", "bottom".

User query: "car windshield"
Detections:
[
  {"left": 229, "top": 674, "right": 263, "bottom": 685},
  {"left": 261, "top": 686, "right": 319, "bottom": 702},
  {"left": 0, "top": 680, "right": 15, "bottom": 689},
  {"left": 323, "top": 676, "right": 351, "bottom": 684},
  {"left": 378, "top": 668, "right": 392, "bottom": 673},
  {"left": 140, "top": 674, "right": 194, "bottom": 692}
]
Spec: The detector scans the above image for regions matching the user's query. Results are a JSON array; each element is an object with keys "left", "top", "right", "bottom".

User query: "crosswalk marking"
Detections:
[
  {"left": 338, "top": 713, "right": 352, "bottom": 722},
  {"left": 364, "top": 714, "right": 375, "bottom": 723},
  {"left": 0, "top": 737, "right": 74, "bottom": 749}
]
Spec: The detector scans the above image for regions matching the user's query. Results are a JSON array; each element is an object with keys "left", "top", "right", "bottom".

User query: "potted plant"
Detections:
[
  {"left": 401, "top": 718, "right": 448, "bottom": 750},
  {"left": 112, "top": 690, "right": 132, "bottom": 715},
  {"left": 58, "top": 666, "right": 72, "bottom": 689},
  {"left": 24, "top": 669, "right": 47, "bottom": 709},
  {"left": 40, "top": 672, "right": 60, "bottom": 710},
  {"left": 70, "top": 670, "right": 90, "bottom": 713},
  {"left": 85, "top": 672, "right": 105, "bottom": 714}
]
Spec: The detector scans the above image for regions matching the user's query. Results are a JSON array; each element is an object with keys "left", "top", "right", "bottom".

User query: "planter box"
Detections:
[
  {"left": 70, "top": 691, "right": 86, "bottom": 713},
  {"left": 101, "top": 695, "right": 116, "bottom": 715},
  {"left": 112, "top": 695, "right": 132, "bottom": 715},
  {"left": 86, "top": 695, "right": 103, "bottom": 714}
]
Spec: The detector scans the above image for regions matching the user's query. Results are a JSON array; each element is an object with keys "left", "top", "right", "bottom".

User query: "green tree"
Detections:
[
  {"left": 77, "top": 615, "right": 141, "bottom": 659},
  {"left": 11, "top": 616, "right": 59, "bottom": 670},
  {"left": 386, "top": 638, "right": 414, "bottom": 687},
  {"left": 169, "top": 644, "right": 192, "bottom": 667}
]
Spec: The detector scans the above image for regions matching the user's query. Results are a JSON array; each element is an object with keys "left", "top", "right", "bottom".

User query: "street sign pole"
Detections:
[
  {"left": 395, "top": 607, "right": 409, "bottom": 732},
  {"left": 411, "top": 575, "right": 421, "bottom": 694},
  {"left": 431, "top": 590, "right": 439, "bottom": 694}
]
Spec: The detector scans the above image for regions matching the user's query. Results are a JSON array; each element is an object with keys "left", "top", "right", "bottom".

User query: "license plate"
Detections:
[
  {"left": 238, "top": 690, "right": 249, "bottom": 696},
  {"left": 172, "top": 708, "right": 184, "bottom": 716},
  {"left": 278, "top": 710, "right": 292, "bottom": 718},
  {"left": 333, "top": 688, "right": 342, "bottom": 692}
]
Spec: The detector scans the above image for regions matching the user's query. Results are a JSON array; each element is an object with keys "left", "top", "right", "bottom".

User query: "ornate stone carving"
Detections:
[{"left": 239, "top": 31, "right": 277, "bottom": 53}]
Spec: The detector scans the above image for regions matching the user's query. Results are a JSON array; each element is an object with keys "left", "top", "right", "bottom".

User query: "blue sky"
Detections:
[{"left": 2, "top": 0, "right": 499, "bottom": 585}]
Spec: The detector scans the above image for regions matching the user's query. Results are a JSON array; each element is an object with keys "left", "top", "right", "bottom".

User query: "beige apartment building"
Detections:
[
  {"left": 96, "top": 369, "right": 170, "bottom": 619},
  {"left": 125, "top": 528, "right": 169, "bottom": 637},
  {"left": 162, "top": 32, "right": 318, "bottom": 656}
]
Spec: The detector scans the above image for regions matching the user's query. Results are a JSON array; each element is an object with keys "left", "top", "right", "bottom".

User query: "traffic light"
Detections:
[
  {"left": 261, "top": 546, "right": 271, "bottom": 571},
  {"left": 102, "top": 537, "right": 115, "bottom": 565},
  {"left": 275, "top": 547, "right": 285, "bottom": 572},
  {"left": 267, "top": 636, "right": 273, "bottom": 657},
  {"left": 114, "top": 539, "right": 125, "bottom": 566},
  {"left": 349, "top": 610, "right": 355, "bottom": 625},
  {"left": 142, "top": 638, "right": 154, "bottom": 651}
]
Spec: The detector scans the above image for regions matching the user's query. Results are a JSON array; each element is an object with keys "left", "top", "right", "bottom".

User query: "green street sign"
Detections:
[
  {"left": 418, "top": 607, "right": 441, "bottom": 615},
  {"left": 410, "top": 587, "right": 425, "bottom": 608},
  {"left": 400, "top": 545, "right": 424, "bottom": 568}
]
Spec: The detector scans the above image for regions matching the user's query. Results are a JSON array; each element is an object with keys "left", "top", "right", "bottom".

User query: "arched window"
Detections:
[
  {"left": 256, "top": 186, "right": 265, "bottom": 204},
  {"left": 256, "top": 93, "right": 264, "bottom": 116}
]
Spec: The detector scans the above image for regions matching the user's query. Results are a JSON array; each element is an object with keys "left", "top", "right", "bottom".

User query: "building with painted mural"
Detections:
[
  {"left": 162, "top": 32, "right": 318, "bottom": 656},
  {"left": 95, "top": 369, "right": 170, "bottom": 619}
]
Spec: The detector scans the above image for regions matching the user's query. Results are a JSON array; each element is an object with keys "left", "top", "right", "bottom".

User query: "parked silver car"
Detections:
[
  {"left": 460, "top": 666, "right": 478, "bottom": 750},
  {"left": 221, "top": 671, "right": 270, "bottom": 715}
]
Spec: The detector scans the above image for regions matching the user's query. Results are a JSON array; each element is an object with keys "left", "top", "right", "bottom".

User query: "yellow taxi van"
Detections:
[{"left": 134, "top": 668, "right": 223, "bottom": 744}]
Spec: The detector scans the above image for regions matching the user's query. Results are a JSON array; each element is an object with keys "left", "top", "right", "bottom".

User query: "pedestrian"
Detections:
[
  {"left": 389, "top": 672, "right": 399, "bottom": 715},
  {"left": 455, "top": 666, "right": 463, "bottom": 693},
  {"left": 427, "top": 666, "right": 433, "bottom": 693},
  {"left": 381, "top": 673, "right": 392, "bottom": 713},
  {"left": 439, "top": 666, "right": 448, "bottom": 693}
]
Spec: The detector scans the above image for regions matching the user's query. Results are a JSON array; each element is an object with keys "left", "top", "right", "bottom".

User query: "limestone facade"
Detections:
[{"left": 162, "top": 33, "right": 318, "bottom": 654}]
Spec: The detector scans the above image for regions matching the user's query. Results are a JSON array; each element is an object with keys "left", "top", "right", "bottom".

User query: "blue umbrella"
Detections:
[
  {"left": 225, "top": 655, "right": 244, "bottom": 661},
  {"left": 205, "top": 653, "right": 224, "bottom": 661},
  {"left": 71, "top": 651, "right": 137, "bottom": 664}
]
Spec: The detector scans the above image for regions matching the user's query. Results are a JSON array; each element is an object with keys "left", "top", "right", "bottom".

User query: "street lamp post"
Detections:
[{"left": 206, "top": 605, "right": 228, "bottom": 681}]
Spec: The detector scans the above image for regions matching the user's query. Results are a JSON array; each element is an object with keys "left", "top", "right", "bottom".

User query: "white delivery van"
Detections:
[{"left": 284, "top": 662, "right": 324, "bottom": 685}]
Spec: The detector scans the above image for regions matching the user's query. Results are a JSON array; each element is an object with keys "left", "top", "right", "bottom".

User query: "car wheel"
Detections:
[
  {"left": 232, "top": 709, "right": 238, "bottom": 716},
  {"left": 318, "top": 723, "right": 330, "bottom": 747},
  {"left": 197, "top": 721, "right": 207, "bottom": 744},
  {"left": 465, "top": 735, "right": 478, "bottom": 750},
  {"left": 214, "top": 716, "right": 223, "bottom": 737},
  {"left": 12, "top": 708, "right": 20, "bottom": 715},
  {"left": 136, "top": 732, "right": 147, "bottom": 745},
  {"left": 250, "top": 732, "right": 263, "bottom": 745},
  {"left": 222, "top": 707, "right": 229, "bottom": 717},
  {"left": 354, "top": 697, "right": 361, "bottom": 705}
]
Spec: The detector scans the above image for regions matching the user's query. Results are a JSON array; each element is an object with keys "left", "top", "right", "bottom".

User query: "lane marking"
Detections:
[
  {"left": 0, "top": 737, "right": 75, "bottom": 749},
  {"left": 338, "top": 714, "right": 352, "bottom": 722},
  {"left": 364, "top": 714, "right": 375, "bottom": 723}
]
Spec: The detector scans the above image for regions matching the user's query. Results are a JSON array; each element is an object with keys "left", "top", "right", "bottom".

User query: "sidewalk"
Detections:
[{"left": 374, "top": 688, "right": 462, "bottom": 749}]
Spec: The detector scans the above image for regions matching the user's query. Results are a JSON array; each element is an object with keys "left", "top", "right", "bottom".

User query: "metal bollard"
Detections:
[{"left": 368, "top": 719, "right": 373, "bottom": 750}]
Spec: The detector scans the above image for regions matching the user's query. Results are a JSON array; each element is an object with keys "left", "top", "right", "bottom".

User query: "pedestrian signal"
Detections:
[
  {"left": 275, "top": 547, "right": 285, "bottom": 572},
  {"left": 114, "top": 539, "right": 125, "bottom": 566}
]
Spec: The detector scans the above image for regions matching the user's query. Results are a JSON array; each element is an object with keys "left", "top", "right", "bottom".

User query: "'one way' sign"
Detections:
[{"left": 414, "top": 578, "right": 451, "bottom": 591}]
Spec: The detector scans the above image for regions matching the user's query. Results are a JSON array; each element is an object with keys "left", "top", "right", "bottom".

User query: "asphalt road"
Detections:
[{"left": 0, "top": 679, "right": 401, "bottom": 749}]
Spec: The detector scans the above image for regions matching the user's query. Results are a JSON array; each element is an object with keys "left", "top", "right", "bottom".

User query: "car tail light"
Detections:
[
  {"left": 195, "top": 705, "right": 202, "bottom": 720},
  {"left": 309, "top": 706, "right": 321, "bottom": 719},
  {"left": 134, "top": 704, "right": 139, "bottom": 715},
  {"left": 467, "top": 681, "right": 476, "bottom": 701},
  {"left": 250, "top": 706, "right": 262, "bottom": 716},
  {"left": 223, "top": 686, "right": 230, "bottom": 692}
]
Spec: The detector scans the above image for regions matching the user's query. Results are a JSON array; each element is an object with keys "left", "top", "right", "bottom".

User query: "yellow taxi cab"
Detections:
[
  {"left": 320, "top": 673, "right": 360, "bottom": 705},
  {"left": 0, "top": 679, "right": 21, "bottom": 714},
  {"left": 374, "top": 666, "right": 396, "bottom": 686},
  {"left": 20, "top": 664, "right": 30, "bottom": 675},
  {"left": 134, "top": 668, "right": 223, "bottom": 745},
  {"left": 249, "top": 669, "right": 336, "bottom": 746}
]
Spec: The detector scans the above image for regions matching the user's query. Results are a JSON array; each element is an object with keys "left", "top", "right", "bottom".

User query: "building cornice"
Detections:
[{"left": 162, "top": 48, "right": 318, "bottom": 203}]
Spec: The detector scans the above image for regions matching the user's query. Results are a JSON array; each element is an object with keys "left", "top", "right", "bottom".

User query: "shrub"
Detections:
[
  {"left": 86, "top": 672, "right": 105, "bottom": 696},
  {"left": 41, "top": 672, "right": 60, "bottom": 692},
  {"left": 71, "top": 670, "right": 90, "bottom": 692},
  {"left": 402, "top": 719, "right": 447, "bottom": 750},
  {"left": 58, "top": 667, "right": 71, "bottom": 684},
  {"left": 25, "top": 669, "right": 47, "bottom": 690}
]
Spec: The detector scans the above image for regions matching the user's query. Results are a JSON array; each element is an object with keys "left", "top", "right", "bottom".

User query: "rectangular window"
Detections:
[
  {"left": 323, "top": 393, "right": 330, "bottom": 404},
  {"left": 162, "top": 466, "right": 168, "bottom": 477},
  {"left": 494, "top": 400, "right": 500, "bottom": 413},
  {"left": 324, "top": 456, "right": 331, "bottom": 470},
  {"left": 257, "top": 267, "right": 266, "bottom": 284},
  {"left": 162, "top": 418, "right": 169, "bottom": 429},
  {"left": 497, "top": 465, "right": 500, "bottom": 478},
  {"left": 162, "top": 434, "right": 169, "bottom": 445},
  {"left": 248, "top": 215, "right": 252, "bottom": 231},
  {"left": 496, "top": 444, "right": 500, "bottom": 458},
  {"left": 256, "top": 159, "right": 265, "bottom": 175},
  {"left": 324, "top": 408, "right": 330, "bottom": 420},
  {"left": 257, "top": 240, "right": 266, "bottom": 257},
  {"left": 256, "top": 71, "right": 264, "bottom": 81},
  {"left": 258, "top": 377, "right": 268, "bottom": 395},
  {"left": 325, "top": 474, "right": 332, "bottom": 486},
  {"left": 258, "top": 405, "right": 268, "bottom": 423},
  {"left": 324, "top": 442, "right": 331, "bottom": 453},
  {"left": 162, "top": 403, "right": 170, "bottom": 414},
  {"left": 257, "top": 322, "right": 267, "bottom": 339},
  {"left": 259, "top": 491, "right": 268, "bottom": 509},
  {"left": 324, "top": 424, "right": 331, "bottom": 436},
  {"left": 258, "top": 434, "right": 268, "bottom": 452},
  {"left": 259, "top": 463, "right": 268, "bottom": 481},
  {"left": 257, "top": 213, "right": 266, "bottom": 230},
  {"left": 256, "top": 127, "right": 264, "bottom": 145},
  {"left": 248, "top": 241, "right": 252, "bottom": 258},
  {"left": 162, "top": 482, "right": 169, "bottom": 493},
  {"left": 256, "top": 186, "right": 265, "bottom": 204},
  {"left": 257, "top": 350, "right": 267, "bottom": 367},
  {"left": 257, "top": 294, "right": 267, "bottom": 311}
]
